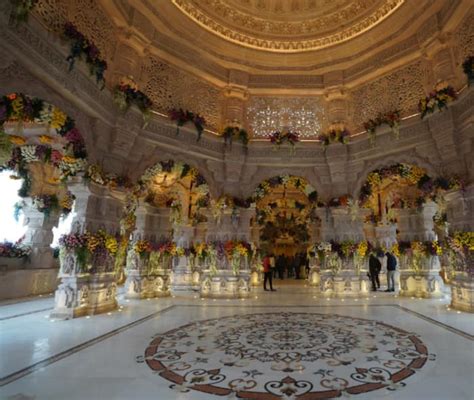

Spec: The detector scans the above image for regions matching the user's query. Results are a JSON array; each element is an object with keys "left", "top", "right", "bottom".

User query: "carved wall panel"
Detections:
[
  {"left": 34, "top": 0, "right": 118, "bottom": 64},
  {"left": 350, "top": 61, "right": 430, "bottom": 129},
  {"left": 454, "top": 10, "right": 474, "bottom": 67},
  {"left": 246, "top": 96, "right": 326, "bottom": 138},
  {"left": 140, "top": 56, "right": 221, "bottom": 130}
]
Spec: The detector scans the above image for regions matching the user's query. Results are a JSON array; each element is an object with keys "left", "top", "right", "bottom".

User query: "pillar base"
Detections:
[
  {"left": 399, "top": 270, "right": 444, "bottom": 298},
  {"left": 124, "top": 270, "right": 171, "bottom": 299},
  {"left": 51, "top": 272, "right": 117, "bottom": 320},
  {"left": 320, "top": 270, "right": 370, "bottom": 297},
  {"left": 450, "top": 272, "right": 474, "bottom": 313},
  {"left": 200, "top": 270, "right": 251, "bottom": 298}
]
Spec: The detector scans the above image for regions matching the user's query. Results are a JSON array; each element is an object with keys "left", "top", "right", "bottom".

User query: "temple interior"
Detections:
[{"left": 0, "top": 1, "right": 473, "bottom": 399}]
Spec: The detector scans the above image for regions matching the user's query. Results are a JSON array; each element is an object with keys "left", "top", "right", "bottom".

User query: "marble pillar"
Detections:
[{"left": 51, "top": 178, "right": 122, "bottom": 319}]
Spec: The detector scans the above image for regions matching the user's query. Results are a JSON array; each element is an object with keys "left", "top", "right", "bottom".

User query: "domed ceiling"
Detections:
[{"left": 171, "top": 0, "right": 405, "bottom": 52}]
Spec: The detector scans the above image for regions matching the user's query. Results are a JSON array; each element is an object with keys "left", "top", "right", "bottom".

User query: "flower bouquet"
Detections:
[
  {"left": 114, "top": 77, "right": 153, "bottom": 125},
  {"left": 318, "top": 127, "right": 350, "bottom": 148},
  {"left": 222, "top": 126, "right": 249, "bottom": 150},
  {"left": 418, "top": 86, "right": 457, "bottom": 119},
  {"left": 0, "top": 236, "right": 31, "bottom": 258},
  {"left": 63, "top": 22, "right": 107, "bottom": 89},
  {"left": 168, "top": 108, "right": 206, "bottom": 141},
  {"left": 363, "top": 110, "right": 401, "bottom": 145},
  {"left": 269, "top": 130, "right": 299, "bottom": 154}
]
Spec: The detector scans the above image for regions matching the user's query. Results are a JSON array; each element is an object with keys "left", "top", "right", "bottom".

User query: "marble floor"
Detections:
[{"left": 0, "top": 282, "right": 473, "bottom": 400}]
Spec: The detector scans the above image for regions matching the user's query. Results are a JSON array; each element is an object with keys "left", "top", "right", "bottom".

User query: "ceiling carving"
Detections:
[{"left": 171, "top": 0, "right": 405, "bottom": 52}]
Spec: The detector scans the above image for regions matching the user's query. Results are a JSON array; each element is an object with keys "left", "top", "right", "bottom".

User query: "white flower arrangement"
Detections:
[{"left": 20, "top": 145, "right": 39, "bottom": 163}]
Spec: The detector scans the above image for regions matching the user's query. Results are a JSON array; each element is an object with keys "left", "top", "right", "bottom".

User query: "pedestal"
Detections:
[
  {"left": 51, "top": 272, "right": 117, "bottom": 319},
  {"left": 22, "top": 201, "right": 59, "bottom": 269},
  {"left": 399, "top": 255, "right": 444, "bottom": 298},
  {"left": 200, "top": 269, "right": 251, "bottom": 298},
  {"left": 450, "top": 272, "right": 474, "bottom": 313},
  {"left": 170, "top": 255, "right": 195, "bottom": 292}
]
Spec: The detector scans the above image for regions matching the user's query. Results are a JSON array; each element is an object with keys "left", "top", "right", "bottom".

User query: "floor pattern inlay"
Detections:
[{"left": 140, "top": 312, "right": 434, "bottom": 399}]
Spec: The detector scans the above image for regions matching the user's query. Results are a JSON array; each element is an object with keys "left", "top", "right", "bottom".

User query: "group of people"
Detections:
[
  {"left": 368, "top": 251, "right": 397, "bottom": 292},
  {"left": 262, "top": 253, "right": 310, "bottom": 291},
  {"left": 262, "top": 250, "right": 398, "bottom": 293}
]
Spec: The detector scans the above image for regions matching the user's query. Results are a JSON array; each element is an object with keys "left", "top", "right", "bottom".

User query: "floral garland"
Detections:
[
  {"left": 0, "top": 236, "right": 31, "bottom": 258},
  {"left": 318, "top": 127, "right": 350, "bottom": 147},
  {"left": 358, "top": 163, "right": 461, "bottom": 204},
  {"left": 84, "top": 164, "right": 131, "bottom": 189},
  {"left": 63, "top": 22, "right": 107, "bottom": 89},
  {"left": 168, "top": 108, "right": 206, "bottom": 141},
  {"left": 269, "top": 130, "right": 299, "bottom": 153},
  {"left": 59, "top": 230, "right": 118, "bottom": 273},
  {"left": 363, "top": 110, "right": 401, "bottom": 145},
  {"left": 444, "top": 232, "right": 474, "bottom": 275},
  {"left": 114, "top": 77, "right": 153, "bottom": 124},
  {"left": 253, "top": 175, "right": 318, "bottom": 202},
  {"left": 418, "top": 85, "right": 457, "bottom": 119},
  {"left": 31, "top": 191, "right": 74, "bottom": 217},
  {"left": 0, "top": 93, "right": 88, "bottom": 191},
  {"left": 139, "top": 160, "right": 209, "bottom": 195},
  {"left": 462, "top": 56, "right": 474, "bottom": 86},
  {"left": 222, "top": 126, "right": 249, "bottom": 150},
  {"left": 193, "top": 240, "right": 252, "bottom": 275},
  {"left": 9, "top": 0, "right": 38, "bottom": 25}
]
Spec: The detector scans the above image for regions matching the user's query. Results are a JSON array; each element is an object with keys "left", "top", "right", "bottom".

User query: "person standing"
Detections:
[
  {"left": 263, "top": 253, "right": 276, "bottom": 291},
  {"left": 369, "top": 253, "right": 381, "bottom": 291},
  {"left": 385, "top": 251, "right": 397, "bottom": 292}
]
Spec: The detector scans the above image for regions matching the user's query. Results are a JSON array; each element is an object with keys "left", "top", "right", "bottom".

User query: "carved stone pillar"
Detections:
[
  {"left": 424, "top": 35, "right": 459, "bottom": 88},
  {"left": 170, "top": 224, "right": 195, "bottom": 292},
  {"left": 22, "top": 198, "right": 60, "bottom": 269},
  {"left": 445, "top": 185, "right": 474, "bottom": 312},
  {"left": 51, "top": 177, "right": 122, "bottom": 319},
  {"left": 395, "top": 202, "right": 443, "bottom": 298},
  {"left": 110, "top": 39, "right": 142, "bottom": 85},
  {"left": 124, "top": 203, "right": 172, "bottom": 299},
  {"left": 221, "top": 69, "right": 249, "bottom": 127},
  {"left": 395, "top": 202, "right": 437, "bottom": 242},
  {"left": 315, "top": 207, "right": 335, "bottom": 242},
  {"left": 324, "top": 207, "right": 370, "bottom": 297}
]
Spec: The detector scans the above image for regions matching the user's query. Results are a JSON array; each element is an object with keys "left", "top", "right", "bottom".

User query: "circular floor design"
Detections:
[{"left": 141, "top": 312, "right": 431, "bottom": 399}]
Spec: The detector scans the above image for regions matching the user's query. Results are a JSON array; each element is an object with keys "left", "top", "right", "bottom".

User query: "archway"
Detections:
[{"left": 252, "top": 175, "right": 318, "bottom": 281}]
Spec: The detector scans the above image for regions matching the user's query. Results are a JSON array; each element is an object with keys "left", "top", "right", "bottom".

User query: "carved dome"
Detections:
[{"left": 171, "top": 0, "right": 405, "bottom": 52}]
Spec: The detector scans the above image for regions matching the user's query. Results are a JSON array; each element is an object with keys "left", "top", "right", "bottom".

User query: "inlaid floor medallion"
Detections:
[{"left": 139, "top": 312, "right": 434, "bottom": 399}]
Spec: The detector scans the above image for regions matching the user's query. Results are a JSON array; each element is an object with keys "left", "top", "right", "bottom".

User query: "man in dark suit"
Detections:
[
  {"left": 368, "top": 253, "right": 381, "bottom": 291},
  {"left": 385, "top": 251, "right": 397, "bottom": 292}
]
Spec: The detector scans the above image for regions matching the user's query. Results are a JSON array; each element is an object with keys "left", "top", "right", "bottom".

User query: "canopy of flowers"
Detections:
[{"left": 358, "top": 163, "right": 461, "bottom": 205}]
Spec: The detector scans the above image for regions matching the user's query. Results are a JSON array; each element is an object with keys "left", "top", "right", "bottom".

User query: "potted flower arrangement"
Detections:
[
  {"left": 418, "top": 85, "right": 457, "bottom": 119},
  {"left": 269, "top": 130, "right": 299, "bottom": 153},
  {"left": 63, "top": 22, "right": 107, "bottom": 89},
  {"left": 318, "top": 127, "right": 350, "bottom": 148},
  {"left": 222, "top": 126, "right": 249, "bottom": 150},
  {"left": 363, "top": 110, "right": 401, "bottom": 145},
  {"left": 168, "top": 108, "right": 206, "bottom": 140},
  {"left": 114, "top": 77, "right": 153, "bottom": 125}
]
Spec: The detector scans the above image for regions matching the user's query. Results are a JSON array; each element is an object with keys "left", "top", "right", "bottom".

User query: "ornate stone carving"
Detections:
[
  {"left": 141, "top": 56, "right": 221, "bottom": 129},
  {"left": 350, "top": 61, "right": 430, "bottom": 129},
  {"left": 172, "top": 0, "right": 405, "bottom": 52},
  {"left": 246, "top": 96, "right": 326, "bottom": 138}
]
